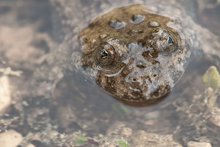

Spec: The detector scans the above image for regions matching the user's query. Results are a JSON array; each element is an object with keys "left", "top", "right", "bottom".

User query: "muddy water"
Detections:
[{"left": 0, "top": 0, "right": 220, "bottom": 146}]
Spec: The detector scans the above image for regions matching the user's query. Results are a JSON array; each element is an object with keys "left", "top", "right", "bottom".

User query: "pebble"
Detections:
[
  {"left": 210, "top": 108, "right": 220, "bottom": 127},
  {"left": 26, "top": 144, "right": 36, "bottom": 147},
  {"left": 0, "top": 130, "right": 23, "bottom": 147},
  {"left": 131, "top": 131, "right": 182, "bottom": 147},
  {"left": 0, "top": 76, "right": 11, "bottom": 114},
  {"left": 187, "top": 141, "right": 212, "bottom": 147},
  {"left": 107, "top": 121, "right": 133, "bottom": 138}
]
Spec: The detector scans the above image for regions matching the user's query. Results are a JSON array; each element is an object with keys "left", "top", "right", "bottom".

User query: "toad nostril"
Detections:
[
  {"left": 109, "top": 19, "right": 126, "bottom": 30},
  {"left": 153, "top": 74, "right": 158, "bottom": 77},
  {"left": 136, "top": 60, "right": 146, "bottom": 68},
  {"left": 131, "top": 14, "right": 145, "bottom": 24},
  {"left": 132, "top": 78, "right": 137, "bottom": 82}
]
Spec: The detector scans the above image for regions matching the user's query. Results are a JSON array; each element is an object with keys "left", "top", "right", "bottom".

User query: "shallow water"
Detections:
[{"left": 0, "top": 0, "right": 220, "bottom": 146}]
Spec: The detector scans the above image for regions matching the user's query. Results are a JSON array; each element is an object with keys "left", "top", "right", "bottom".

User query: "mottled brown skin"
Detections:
[{"left": 79, "top": 4, "right": 188, "bottom": 106}]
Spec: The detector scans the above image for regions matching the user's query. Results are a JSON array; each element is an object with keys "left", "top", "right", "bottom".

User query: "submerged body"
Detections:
[{"left": 50, "top": 0, "right": 220, "bottom": 106}]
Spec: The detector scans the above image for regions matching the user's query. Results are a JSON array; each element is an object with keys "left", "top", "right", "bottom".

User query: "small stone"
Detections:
[
  {"left": 121, "top": 127, "right": 133, "bottom": 138},
  {"left": 0, "top": 76, "right": 11, "bottom": 114},
  {"left": 25, "top": 144, "right": 36, "bottom": 147},
  {"left": 0, "top": 67, "right": 22, "bottom": 76},
  {"left": 187, "top": 141, "right": 212, "bottom": 147},
  {"left": 0, "top": 130, "right": 23, "bottom": 147},
  {"left": 109, "top": 20, "right": 126, "bottom": 30},
  {"left": 210, "top": 108, "right": 220, "bottom": 127},
  {"left": 149, "top": 21, "right": 160, "bottom": 27},
  {"left": 131, "top": 131, "right": 182, "bottom": 147},
  {"left": 106, "top": 121, "right": 130, "bottom": 137},
  {"left": 131, "top": 14, "right": 145, "bottom": 24}
]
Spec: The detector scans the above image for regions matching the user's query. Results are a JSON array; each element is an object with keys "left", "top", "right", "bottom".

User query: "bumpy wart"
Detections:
[{"left": 79, "top": 4, "right": 190, "bottom": 106}]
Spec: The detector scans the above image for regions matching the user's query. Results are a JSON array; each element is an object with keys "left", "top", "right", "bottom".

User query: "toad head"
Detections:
[{"left": 79, "top": 4, "right": 190, "bottom": 106}]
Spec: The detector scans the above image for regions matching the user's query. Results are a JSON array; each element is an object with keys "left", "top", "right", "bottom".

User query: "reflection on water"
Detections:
[{"left": 0, "top": 0, "right": 220, "bottom": 146}]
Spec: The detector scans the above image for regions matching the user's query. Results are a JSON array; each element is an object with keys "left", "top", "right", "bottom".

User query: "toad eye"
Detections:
[
  {"left": 96, "top": 44, "right": 116, "bottom": 67},
  {"left": 100, "top": 49, "right": 109, "bottom": 58}
]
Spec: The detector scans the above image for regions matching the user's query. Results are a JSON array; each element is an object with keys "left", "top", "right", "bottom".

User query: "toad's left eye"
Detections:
[
  {"left": 100, "top": 49, "right": 110, "bottom": 58},
  {"left": 96, "top": 44, "right": 116, "bottom": 67}
]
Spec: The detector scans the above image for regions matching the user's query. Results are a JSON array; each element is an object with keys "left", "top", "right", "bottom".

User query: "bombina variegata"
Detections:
[{"left": 51, "top": 0, "right": 220, "bottom": 106}]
